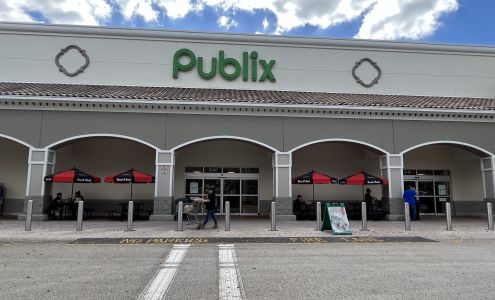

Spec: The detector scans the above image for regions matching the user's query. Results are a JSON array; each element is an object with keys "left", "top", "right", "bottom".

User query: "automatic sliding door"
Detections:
[
  {"left": 241, "top": 180, "right": 258, "bottom": 214},
  {"left": 223, "top": 179, "right": 240, "bottom": 214}
]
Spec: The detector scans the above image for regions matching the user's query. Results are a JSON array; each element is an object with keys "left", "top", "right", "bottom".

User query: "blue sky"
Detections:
[{"left": 1, "top": 0, "right": 494, "bottom": 46}]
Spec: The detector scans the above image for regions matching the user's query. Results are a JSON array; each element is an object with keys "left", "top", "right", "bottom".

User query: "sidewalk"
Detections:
[{"left": 1, "top": 216, "right": 494, "bottom": 242}]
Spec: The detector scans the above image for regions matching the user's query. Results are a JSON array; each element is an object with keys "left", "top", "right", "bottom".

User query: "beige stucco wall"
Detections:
[
  {"left": 174, "top": 140, "right": 273, "bottom": 201},
  {"left": 0, "top": 138, "right": 28, "bottom": 200},
  {"left": 53, "top": 138, "right": 155, "bottom": 200},
  {"left": 403, "top": 145, "right": 483, "bottom": 202},
  {"left": 292, "top": 143, "right": 383, "bottom": 201},
  {"left": 2, "top": 23, "right": 495, "bottom": 98}
]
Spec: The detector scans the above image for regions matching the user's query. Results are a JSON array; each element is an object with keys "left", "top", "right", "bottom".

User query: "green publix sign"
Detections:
[{"left": 173, "top": 48, "right": 276, "bottom": 82}]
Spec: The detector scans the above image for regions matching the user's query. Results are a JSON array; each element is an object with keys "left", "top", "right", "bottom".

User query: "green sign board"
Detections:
[
  {"left": 321, "top": 203, "right": 352, "bottom": 235},
  {"left": 173, "top": 48, "right": 276, "bottom": 82}
]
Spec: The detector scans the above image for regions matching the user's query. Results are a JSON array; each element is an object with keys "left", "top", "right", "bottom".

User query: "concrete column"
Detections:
[
  {"left": 481, "top": 156, "right": 495, "bottom": 206},
  {"left": 380, "top": 154, "right": 404, "bottom": 220},
  {"left": 273, "top": 152, "right": 295, "bottom": 221},
  {"left": 150, "top": 150, "right": 175, "bottom": 221},
  {"left": 18, "top": 148, "right": 55, "bottom": 221}
]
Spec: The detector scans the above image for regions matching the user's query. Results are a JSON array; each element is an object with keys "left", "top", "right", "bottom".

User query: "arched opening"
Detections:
[
  {"left": 290, "top": 140, "right": 388, "bottom": 220},
  {"left": 47, "top": 136, "right": 156, "bottom": 219},
  {"left": 174, "top": 138, "right": 275, "bottom": 215},
  {"left": 402, "top": 142, "right": 490, "bottom": 217},
  {"left": 0, "top": 136, "right": 30, "bottom": 218}
]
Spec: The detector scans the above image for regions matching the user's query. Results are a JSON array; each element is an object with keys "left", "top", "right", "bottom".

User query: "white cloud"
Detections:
[
  {"left": 156, "top": 0, "right": 192, "bottom": 19},
  {"left": 262, "top": 17, "right": 269, "bottom": 30},
  {"left": 114, "top": 0, "right": 157, "bottom": 22},
  {"left": 356, "top": 0, "right": 459, "bottom": 40},
  {"left": 217, "top": 15, "right": 238, "bottom": 30},
  {"left": 0, "top": 0, "right": 459, "bottom": 41},
  {"left": 0, "top": 0, "right": 112, "bottom": 25}
]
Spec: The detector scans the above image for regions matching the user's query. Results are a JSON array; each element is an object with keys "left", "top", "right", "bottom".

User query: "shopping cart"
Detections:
[{"left": 183, "top": 197, "right": 205, "bottom": 229}]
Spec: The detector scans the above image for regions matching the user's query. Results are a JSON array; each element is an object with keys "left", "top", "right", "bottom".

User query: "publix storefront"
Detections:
[{"left": 1, "top": 22, "right": 495, "bottom": 221}]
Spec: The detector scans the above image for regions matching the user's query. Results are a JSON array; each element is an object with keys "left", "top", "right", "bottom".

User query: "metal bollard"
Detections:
[
  {"left": 25, "top": 200, "right": 33, "bottom": 231},
  {"left": 127, "top": 201, "right": 134, "bottom": 231},
  {"left": 270, "top": 201, "right": 277, "bottom": 231},
  {"left": 76, "top": 201, "right": 84, "bottom": 231},
  {"left": 404, "top": 202, "right": 411, "bottom": 231},
  {"left": 361, "top": 202, "right": 368, "bottom": 231},
  {"left": 488, "top": 203, "right": 494, "bottom": 231},
  {"left": 315, "top": 202, "right": 322, "bottom": 231},
  {"left": 446, "top": 202, "right": 452, "bottom": 231},
  {"left": 176, "top": 201, "right": 184, "bottom": 231},
  {"left": 225, "top": 201, "right": 230, "bottom": 231}
]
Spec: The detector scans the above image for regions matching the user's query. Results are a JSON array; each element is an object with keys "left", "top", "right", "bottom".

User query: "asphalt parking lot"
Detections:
[{"left": 1, "top": 238, "right": 494, "bottom": 299}]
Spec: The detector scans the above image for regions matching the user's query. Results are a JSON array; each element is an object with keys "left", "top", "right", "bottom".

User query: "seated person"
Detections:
[
  {"left": 294, "top": 195, "right": 306, "bottom": 220},
  {"left": 70, "top": 191, "right": 85, "bottom": 219},
  {"left": 48, "top": 192, "right": 63, "bottom": 219},
  {"left": 74, "top": 190, "right": 84, "bottom": 202}
]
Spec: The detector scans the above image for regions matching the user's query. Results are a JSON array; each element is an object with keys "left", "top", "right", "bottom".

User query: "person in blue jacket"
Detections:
[{"left": 403, "top": 185, "right": 418, "bottom": 221}]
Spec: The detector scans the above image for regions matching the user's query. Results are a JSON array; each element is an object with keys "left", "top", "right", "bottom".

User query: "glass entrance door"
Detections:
[
  {"left": 223, "top": 179, "right": 240, "bottom": 214},
  {"left": 403, "top": 170, "right": 451, "bottom": 215},
  {"left": 185, "top": 168, "right": 259, "bottom": 215}
]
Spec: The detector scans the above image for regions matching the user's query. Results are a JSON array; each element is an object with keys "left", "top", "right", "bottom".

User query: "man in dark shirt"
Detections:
[{"left": 201, "top": 188, "right": 218, "bottom": 229}]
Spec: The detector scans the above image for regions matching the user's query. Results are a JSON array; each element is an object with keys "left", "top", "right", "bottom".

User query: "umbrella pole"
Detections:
[
  {"left": 71, "top": 182, "right": 75, "bottom": 200},
  {"left": 130, "top": 183, "right": 133, "bottom": 201},
  {"left": 313, "top": 183, "right": 315, "bottom": 202}
]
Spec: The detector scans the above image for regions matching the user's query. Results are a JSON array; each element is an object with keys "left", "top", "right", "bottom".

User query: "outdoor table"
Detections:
[
  {"left": 115, "top": 202, "right": 146, "bottom": 221},
  {"left": 115, "top": 202, "right": 128, "bottom": 221}
]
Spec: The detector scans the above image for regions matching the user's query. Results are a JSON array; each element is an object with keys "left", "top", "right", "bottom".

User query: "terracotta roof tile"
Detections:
[{"left": 0, "top": 82, "right": 495, "bottom": 110}]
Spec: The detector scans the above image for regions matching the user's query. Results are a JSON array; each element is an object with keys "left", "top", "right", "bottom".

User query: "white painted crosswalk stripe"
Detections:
[
  {"left": 218, "top": 244, "right": 245, "bottom": 300},
  {"left": 137, "top": 244, "right": 190, "bottom": 300}
]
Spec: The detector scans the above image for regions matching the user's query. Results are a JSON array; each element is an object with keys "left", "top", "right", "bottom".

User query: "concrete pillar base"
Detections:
[
  {"left": 385, "top": 214, "right": 404, "bottom": 221},
  {"left": 149, "top": 214, "right": 175, "bottom": 221},
  {"left": 276, "top": 215, "right": 296, "bottom": 221},
  {"left": 17, "top": 214, "right": 48, "bottom": 221}
]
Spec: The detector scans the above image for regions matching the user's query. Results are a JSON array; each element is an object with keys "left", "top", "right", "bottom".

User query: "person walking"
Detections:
[
  {"left": 200, "top": 188, "right": 218, "bottom": 229},
  {"left": 403, "top": 185, "right": 418, "bottom": 221}
]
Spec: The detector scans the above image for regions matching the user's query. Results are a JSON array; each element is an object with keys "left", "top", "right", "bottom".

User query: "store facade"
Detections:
[{"left": 0, "top": 22, "right": 495, "bottom": 221}]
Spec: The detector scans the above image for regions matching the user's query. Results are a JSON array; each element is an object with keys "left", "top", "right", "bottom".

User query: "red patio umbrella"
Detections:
[
  {"left": 292, "top": 170, "right": 338, "bottom": 201},
  {"left": 44, "top": 167, "right": 101, "bottom": 199},
  {"left": 104, "top": 168, "right": 155, "bottom": 200},
  {"left": 338, "top": 171, "right": 388, "bottom": 201}
]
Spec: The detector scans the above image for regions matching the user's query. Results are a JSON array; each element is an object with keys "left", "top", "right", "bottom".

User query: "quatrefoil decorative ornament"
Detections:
[
  {"left": 352, "top": 58, "right": 382, "bottom": 88},
  {"left": 55, "top": 45, "right": 90, "bottom": 77}
]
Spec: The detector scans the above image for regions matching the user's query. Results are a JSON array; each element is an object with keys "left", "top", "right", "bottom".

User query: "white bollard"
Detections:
[
  {"left": 488, "top": 203, "right": 494, "bottom": 231},
  {"left": 127, "top": 201, "right": 134, "bottom": 231},
  {"left": 225, "top": 201, "right": 230, "bottom": 231},
  {"left": 315, "top": 202, "right": 321, "bottom": 231},
  {"left": 76, "top": 201, "right": 84, "bottom": 231},
  {"left": 25, "top": 200, "right": 33, "bottom": 231},
  {"left": 176, "top": 201, "right": 184, "bottom": 231},
  {"left": 446, "top": 202, "right": 452, "bottom": 231},
  {"left": 361, "top": 202, "right": 368, "bottom": 231},
  {"left": 270, "top": 201, "right": 277, "bottom": 231},
  {"left": 404, "top": 202, "right": 411, "bottom": 231}
]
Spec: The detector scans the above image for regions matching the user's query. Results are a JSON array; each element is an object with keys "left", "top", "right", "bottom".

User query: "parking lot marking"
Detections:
[
  {"left": 219, "top": 244, "right": 245, "bottom": 300},
  {"left": 137, "top": 244, "right": 189, "bottom": 300}
]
